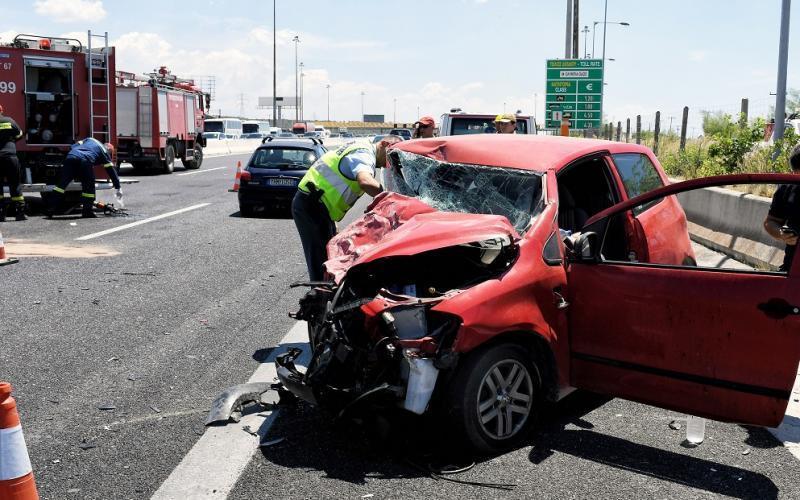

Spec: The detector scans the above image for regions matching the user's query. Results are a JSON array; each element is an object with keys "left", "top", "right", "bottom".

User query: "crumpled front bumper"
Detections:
[{"left": 275, "top": 347, "right": 318, "bottom": 405}]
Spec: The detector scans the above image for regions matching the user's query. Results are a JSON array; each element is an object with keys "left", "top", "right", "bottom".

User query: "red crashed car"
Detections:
[{"left": 277, "top": 135, "right": 800, "bottom": 453}]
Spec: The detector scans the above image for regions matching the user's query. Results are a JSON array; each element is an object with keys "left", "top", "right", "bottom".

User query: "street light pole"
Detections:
[
  {"left": 271, "top": 0, "right": 276, "bottom": 126},
  {"left": 360, "top": 91, "right": 365, "bottom": 120},
  {"left": 292, "top": 35, "right": 300, "bottom": 121},
  {"left": 582, "top": 25, "right": 589, "bottom": 58},
  {"left": 299, "top": 63, "right": 304, "bottom": 121},
  {"left": 326, "top": 84, "right": 330, "bottom": 121},
  {"left": 393, "top": 98, "right": 397, "bottom": 123}
]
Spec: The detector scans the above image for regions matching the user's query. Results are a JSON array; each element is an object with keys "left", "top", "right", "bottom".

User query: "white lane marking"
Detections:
[
  {"left": 769, "top": 365, "right": 800, "bottom": 461},
  {"left": 177, "top": 167, "right": 229, "bottom": 177},
  {"left": 75, "top": 203, "right": 211, "bottom": 241},
  {"left": 151, "top": 321, "right": 310, "bottom": 500}
]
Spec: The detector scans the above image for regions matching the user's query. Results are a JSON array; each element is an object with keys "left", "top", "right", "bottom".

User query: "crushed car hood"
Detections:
[{"left": 324, "top": 192, "right": 519, "bottom": 282}]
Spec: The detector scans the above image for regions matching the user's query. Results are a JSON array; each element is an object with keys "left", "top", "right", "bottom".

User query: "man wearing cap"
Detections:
[
  {"left": 48, "top": 137, "right": 122, "bottom": 218},
  {"left": 292, "top": 135, "right": 402, "bottom": 281},
  {"left": 412, "top": 116, "right": 436, "bottom": 139},
  {"left": 0, "top": 104, "right": 26, "bottom": 221},
  {"left": 494, "top": 113, "right": 518, "bottom": 134}
]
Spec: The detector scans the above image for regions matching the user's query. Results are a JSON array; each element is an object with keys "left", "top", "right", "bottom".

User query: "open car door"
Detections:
[{"left": 566, "top": 174, "right": 800, "bottom": 427}]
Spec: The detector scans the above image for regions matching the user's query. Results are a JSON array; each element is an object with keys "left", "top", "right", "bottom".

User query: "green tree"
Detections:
[{"left": 701, "top": 111, "right": 736, "bottom": 137}]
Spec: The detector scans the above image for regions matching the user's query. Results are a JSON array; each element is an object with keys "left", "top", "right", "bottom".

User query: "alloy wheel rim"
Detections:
[{"left": 476, "top": 359, "right": 534, "bottom": 440}]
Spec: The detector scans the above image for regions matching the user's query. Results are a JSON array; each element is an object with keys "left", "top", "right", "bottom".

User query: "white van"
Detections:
[
  {"left": 314, "top": 126, "right": 331, "bottom": 139},
  {"left": 204, "top": 118, "right": 243, "bottom": 139}
]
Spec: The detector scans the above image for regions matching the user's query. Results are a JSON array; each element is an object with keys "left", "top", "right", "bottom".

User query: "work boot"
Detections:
[
  {"left": 81, "top": 201, "right": 97, "bottom": 219},
  {"left": 14, "top": 203, "right": 27, "bottom": 221}
]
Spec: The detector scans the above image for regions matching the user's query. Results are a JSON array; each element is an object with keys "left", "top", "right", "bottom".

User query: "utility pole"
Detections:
[
  {"left": 271, "top": 0, "right": 276, "bottom": 126},
  {"left": 773, "top": 0, "right": 792, "bottom": 145},
  {"left": 360, "top": 91, "right": 365, "bottom": 120},
  {"left": 668, "top": 115, "right": 674, "bottom": 134},
  {"left": 572, "top": 0, "right": 580, "bottom": 59},
  {"left": 326, "top": 84, "right": 331, "bottom": 121},
  {"left": 393, "top": 98, "right": 397, "bottom": 123},
  {"left": 565, "top": 0, "right": 573, "bottom": 58},
  {"left": 238, "top": 93, "right": 246, "bottom": 117},
  {"left": 293, "top": 35, "right": 300, "bottom": 121}
]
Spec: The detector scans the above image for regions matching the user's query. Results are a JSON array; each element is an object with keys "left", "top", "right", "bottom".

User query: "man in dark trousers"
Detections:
[
  {"left": 0, "top": 104, "right": 27, "bottom": 221},
  {"left": 764, "top": 143, "right": 800, "bottom": 272},
  {"left": 292, "top": 136, "right": 401, "bottom": 281},
  {"left": 49, "top": 137, "right": 122, "bottom": 218}
]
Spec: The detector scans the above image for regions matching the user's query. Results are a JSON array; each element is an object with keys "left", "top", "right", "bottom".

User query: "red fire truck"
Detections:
[
  {"left": 115, "top": 67, "right": 209, "bottom": 173},
  {"left": 0, "top": 32, "right": 116, "bottom": 195}
]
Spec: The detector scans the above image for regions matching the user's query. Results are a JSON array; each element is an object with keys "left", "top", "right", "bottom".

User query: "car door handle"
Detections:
[{"left": 758, "top": 298, "right": 800, "bottom": 319}]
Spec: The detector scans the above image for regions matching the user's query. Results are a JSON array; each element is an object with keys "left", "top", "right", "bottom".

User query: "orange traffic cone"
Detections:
[
  {"left": 0, "top": 382, "right": 39, "bottom": 500},
  {"left": 229, "top": 161, "right": 242, "bottom": 192},
  {"left": 0, "top": 231, "right": 19, "bottom": 267}
]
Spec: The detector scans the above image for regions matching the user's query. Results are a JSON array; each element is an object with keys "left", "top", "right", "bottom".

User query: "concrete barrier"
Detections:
[{"left": 677, "top": 186, "right": 785, "bottom": 270}]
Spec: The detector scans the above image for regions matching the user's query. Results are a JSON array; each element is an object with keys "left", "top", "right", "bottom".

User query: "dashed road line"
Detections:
[
  {"left": 177, "top": 167, "right": 229, "bottom": 176},
  {"left": 151, "top": 321, "right": 310, "bottom": 499},
  {"left": 75, "top": 203, "right": 211, "bottom": 241}
]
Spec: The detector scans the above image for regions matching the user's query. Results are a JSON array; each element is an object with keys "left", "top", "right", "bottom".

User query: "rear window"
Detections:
[
  {"left": 450, "top": 117, "right": 528, "bottom": 135},
  {"left": 204, "top": 122, "right": 223, "bottom": 133},
  {"left": 612, "top": 153, "right": 664, "bottom": 214},
  {"left": 251, "top": 148, "right": 318, "bottom": 169}
]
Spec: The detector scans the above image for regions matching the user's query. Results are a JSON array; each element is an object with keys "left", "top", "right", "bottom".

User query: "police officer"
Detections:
[
  {"left": 292, "top": 136, "right": 401, "bottom": 281},
  {"left": 764, "top": 143, "right": 800, "bottom": 272},
  {"left": 49, "top": 137, "right": 122, "bottom": 218},
  {"left": 0, "top": 104, "right": 26, "bottom": 221}
]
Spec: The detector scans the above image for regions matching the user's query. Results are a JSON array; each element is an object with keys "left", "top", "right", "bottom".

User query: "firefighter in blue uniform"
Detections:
[
  {"left": 49, "top": 137, "right": 122, "bottom": 218},
  {"left": 0, "top": 104, "right": 26, "bottom": 221}
]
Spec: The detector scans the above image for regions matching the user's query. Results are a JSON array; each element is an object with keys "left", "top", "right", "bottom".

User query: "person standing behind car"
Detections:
[
  {"left": 494, "top": 113, "right": 518, "bottom": 134},
  {"left": 292, "top": 135, "right": 402, "bottom": 281},
  {"left": 412, "top": 116, "right": 436, "bottom": 139},
  {"left": 0, "top": 104, "right": 27, "bottom": 221},
  {"left": 764, "top": 143, "right": 800, "bottom": 272}
]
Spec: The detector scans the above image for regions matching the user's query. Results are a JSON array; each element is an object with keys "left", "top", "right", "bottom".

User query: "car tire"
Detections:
[
  {"left": 239, "top": 204, "right": 255, "bottom": 217},
  {"left": 445, "top": 343, "right": 541, "bottom": 454},
  {"left": 182, "top": 145, "right": 203, "bottom": 170},
  {"left": 162, "top": 145, "right": 175, "bottom": 174}
]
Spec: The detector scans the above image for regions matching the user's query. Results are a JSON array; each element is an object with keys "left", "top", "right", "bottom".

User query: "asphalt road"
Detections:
[{"left": 1, "top": 150, "right": 799, "bottom": 499}]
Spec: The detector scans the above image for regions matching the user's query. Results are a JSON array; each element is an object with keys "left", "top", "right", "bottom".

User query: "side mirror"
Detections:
[{"left": 565, "top": 231, "right": 599, "bottom": 262}]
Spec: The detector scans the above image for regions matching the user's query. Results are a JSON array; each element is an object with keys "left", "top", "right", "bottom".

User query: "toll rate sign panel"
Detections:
[{"left": 545, "top": 59, "right": 603, "bottom": 130}]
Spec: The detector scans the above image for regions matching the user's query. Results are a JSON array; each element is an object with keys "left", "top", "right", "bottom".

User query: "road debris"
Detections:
[
  {"left": 107, "top": 356, "right": 119, "bottom": 362},
  {"left": 98, "top": 404, "right": 116, "bottom": 411},
  {"left": 242, "top": 425, "right": 259, "bottom": 437},
  {"left": 78, "top": 439, "right": 97, "bottom": 450},
  {"left": 742, "top": 448, "right": 751, "bottom": 455},
  {"left": 669, "top": 420, "right": 682, "bottom": 430},
  {"left": 150, "top": 405, "right": 162, "bottom": 413}
]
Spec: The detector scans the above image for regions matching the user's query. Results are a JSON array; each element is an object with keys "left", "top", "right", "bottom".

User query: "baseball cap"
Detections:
[
  {"left": 494, "top": 113, "right": 517, "bottom": 124},
  {"left": 416, "top": 116, "right": 435, "bottom": 127}
]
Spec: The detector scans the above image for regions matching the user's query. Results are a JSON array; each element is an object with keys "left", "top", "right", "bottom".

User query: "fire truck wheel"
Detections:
[
  {"left": 181, "top": 145, "right": 203, "bottom": 170},
  {"left": 162, "top": 145, "right": 176, "bottom": 174}
]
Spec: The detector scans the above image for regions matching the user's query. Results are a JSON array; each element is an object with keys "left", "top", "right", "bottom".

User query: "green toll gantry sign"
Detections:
[{"left": 545, "top": 59, "right": 603, "bottom": 130}]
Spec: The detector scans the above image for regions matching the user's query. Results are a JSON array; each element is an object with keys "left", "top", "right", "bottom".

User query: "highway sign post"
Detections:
[{"left": 545, "top": 59, "right": 604, "bottom": 130}]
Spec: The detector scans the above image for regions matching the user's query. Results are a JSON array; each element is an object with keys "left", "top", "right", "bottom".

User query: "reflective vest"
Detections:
[{"left": 298, "top": 143, "right": 373, "bottom": 222}]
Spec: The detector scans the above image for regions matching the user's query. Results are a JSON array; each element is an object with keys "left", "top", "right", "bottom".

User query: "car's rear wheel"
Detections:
[{"left": 445, "top": 343, "right": 541, "bottom": 454}]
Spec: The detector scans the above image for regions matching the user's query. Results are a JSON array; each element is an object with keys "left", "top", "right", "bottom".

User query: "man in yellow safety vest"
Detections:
[{"left": 292, "top": 136, "right": 401, "bottom": 281}]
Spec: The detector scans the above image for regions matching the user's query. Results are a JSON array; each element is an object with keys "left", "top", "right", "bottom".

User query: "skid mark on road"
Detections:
[
  {"left": 76, "top": 203, "right": 211, "bottom": 241},
  {"left": 151, "top": 321, "right": 310, "bottom": 499}
]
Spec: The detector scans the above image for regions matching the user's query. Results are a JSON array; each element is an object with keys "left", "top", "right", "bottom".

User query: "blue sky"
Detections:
[{"left": 3, "top": 0, "right": 799, "bottom": 134}]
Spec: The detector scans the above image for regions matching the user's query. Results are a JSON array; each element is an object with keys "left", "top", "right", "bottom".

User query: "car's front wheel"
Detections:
[{"left": 446, "top": 343, "right": 541, "bottom": 454}]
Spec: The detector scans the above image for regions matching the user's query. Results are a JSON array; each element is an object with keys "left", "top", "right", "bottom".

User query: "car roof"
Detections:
[
  {"left": 256, "top": 139, "right": 321, "bottom": 149},
  {"left": 391, "top": 134, "right": 653, "bottom": 172}
]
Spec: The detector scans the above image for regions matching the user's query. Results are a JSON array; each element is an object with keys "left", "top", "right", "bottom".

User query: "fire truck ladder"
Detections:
[{"left": 87, "top": 30, "right": 111, "bottom": 142}]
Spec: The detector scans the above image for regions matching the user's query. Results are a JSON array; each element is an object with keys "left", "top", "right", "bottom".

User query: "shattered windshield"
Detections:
[{"left": 386, "top": 150, "right": 544, "bottom": 233}]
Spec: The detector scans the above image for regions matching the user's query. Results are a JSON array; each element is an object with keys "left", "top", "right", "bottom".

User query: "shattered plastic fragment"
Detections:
[
  {"left": 668, "top": 420, "right": 682, "bottom": 430},
  {"left": 98, "top": 404, "right": 116, "bottom": 411}
]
